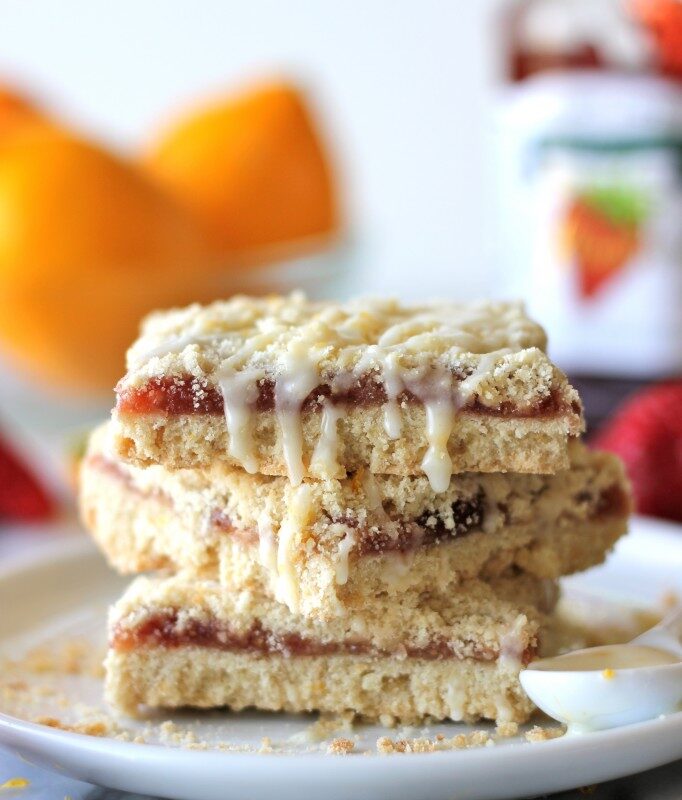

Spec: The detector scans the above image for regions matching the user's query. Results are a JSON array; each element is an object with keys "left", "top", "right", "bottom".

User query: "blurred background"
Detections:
[{"left": 0, "top": 0, "right": 680, "bottom": 534}]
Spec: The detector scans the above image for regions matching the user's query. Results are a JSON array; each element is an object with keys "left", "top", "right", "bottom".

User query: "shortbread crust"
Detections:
[
  {"left": 112, "top": 294, "right": 583, "bottom": 485},
  {"left": 81, "top": 426, "right": 629, "bottom": 617},
  {"left": 105, "top": 573, "right": 553, "bottom": 721},
  {"left": 106, "top": 649, "right": 536, "bottom": 723}
]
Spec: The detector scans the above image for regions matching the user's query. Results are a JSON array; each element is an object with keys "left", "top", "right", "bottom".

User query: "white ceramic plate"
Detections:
[{"left": 0, "top": 517, "right": 681, "bottom": 800}]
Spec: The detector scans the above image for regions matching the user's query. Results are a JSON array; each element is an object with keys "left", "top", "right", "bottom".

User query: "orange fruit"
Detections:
[
  {"left": 0, "top": 85, "right": 47, "bottom": 138},
  {"left": 0, "top": 127, "right": 210, "bottom": 393},
  {"left": 143, "top": 81, "right": 339, "bottom": 260}
]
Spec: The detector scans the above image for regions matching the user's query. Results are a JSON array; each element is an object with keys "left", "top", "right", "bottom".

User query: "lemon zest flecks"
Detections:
[
  {"left": 0, "top": 778, "right": 30, "bottom": 790},
  {"left": 602, "top": 668, "right": 616, "bottom": 680}
]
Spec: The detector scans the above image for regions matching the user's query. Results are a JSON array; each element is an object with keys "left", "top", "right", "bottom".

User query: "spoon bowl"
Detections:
[
  {"left": 521, "top": 608, "right": 682, "bottom": 732},
  {"left": 520, "top": 659, "right": 682, "bottom": 732}
]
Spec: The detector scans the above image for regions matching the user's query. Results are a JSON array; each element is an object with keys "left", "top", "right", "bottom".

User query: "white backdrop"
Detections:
[{"left": 0, "top": 0, "right": 505, "bottom": 301}]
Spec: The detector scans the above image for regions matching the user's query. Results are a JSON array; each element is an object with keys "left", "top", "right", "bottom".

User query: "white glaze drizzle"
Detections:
[
  {"left": 499, "top": 614, "right": 528, "bottom": 670},
  {"left": 457, "top": 348, "right": 511, "bottom": 403},
  {"left": 406, "top": 369, "right": 456, "bottom": 494},
  {"left": 361, "top": 470, "right": 400, "bottom": 541},
  {"left": 274, "top": 484, "right": 312, "bottom": 612},
  {"left": 256, "top": 517, "right": 278, "bottom": 592},
  {"left": 214, "top": 330, "right": 284, "bottom": 472},
  {"left": 445, "top": 682, "right": 467, "bottom": 721},
  {"left": 334, "top": 529, "right": 357, "bottom": 585},
  {"left": 274, "top": 341, "right": 320, "bottom": 485},
  {"left": 493, "top": 692, "right": 516, "bottom": 724},
  {"left": 131, "top": 298, "right": 539, "bottom": 377},
  {"left": 379, "top": 350, "right": 404, "bottom": 439},
  {"left": 310, "top": 400, "right": 343, "bottom": 478},
  {"left": 275, "top": 517, "right": 299, "bottom": 611},
  {"left": 216, "top": 368, "right": 263, "bottom": 474},
  {"left": 421, "top": 397, "right": 455, "bottom": 493},
  {"left": 354, "top": 346, "right": 405, "bottom": 439}
]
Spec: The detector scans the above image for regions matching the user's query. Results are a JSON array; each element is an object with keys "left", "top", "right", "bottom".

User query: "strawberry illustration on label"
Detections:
[{"left": 562, "top": 185, "right": 648, "bottom": 299}]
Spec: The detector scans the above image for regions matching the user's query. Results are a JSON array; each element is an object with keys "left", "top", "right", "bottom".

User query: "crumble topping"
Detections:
[
  {"left": 327, "top": 737, "right": 355, "bottom": 755},
  {"left": 15, "top": 639, "right": 105, "bottom": 679},
  {"left": 495, "top": 720, "right": 519, "bottom": 737},
  {"left": 125, "top": 294, "right": 548, "bottom": 380},
  {"left": 115, "top": 293, "right": 582, "bottom": 488},
  {"left": 376, "top": 730, "right": 493, "bottom": 753},
  {"left": 34, "top": 716, "right": 112, "bottom": 737},
  {"left": 374, "top": 723, "right": 566, "bottom": 754},
  {"left": 524, "top": 725, "right": 566, "bottom": 742}
]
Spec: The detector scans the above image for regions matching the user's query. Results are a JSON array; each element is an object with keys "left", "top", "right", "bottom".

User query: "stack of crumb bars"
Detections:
[{"left": 80, "top": 294, "right": 630, "bottom": 723}]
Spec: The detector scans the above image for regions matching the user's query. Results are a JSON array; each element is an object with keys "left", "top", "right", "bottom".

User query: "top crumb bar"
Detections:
[{"left": 112, "top": 293, "right": 584, "bottom": 487}]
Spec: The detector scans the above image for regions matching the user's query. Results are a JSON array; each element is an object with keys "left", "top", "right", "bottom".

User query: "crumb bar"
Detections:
[
  {"left": 105, "top": 573, "right": 555, "bottom": 722},
  {"left": 82, "top": 426, "right": 628, "bottom": 618},
  {"left": 111, "top": 294, "right": 583, "bottom": 486}
]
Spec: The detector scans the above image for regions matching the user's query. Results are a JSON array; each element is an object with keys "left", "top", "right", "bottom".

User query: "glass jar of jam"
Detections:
[{"left": 497, "top": 0, "right": 682, "bottom": 385}]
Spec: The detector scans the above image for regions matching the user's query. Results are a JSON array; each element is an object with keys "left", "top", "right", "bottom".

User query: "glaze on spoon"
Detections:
[{"left": 521, "top": 608, "right": 682, "bottom": 733}]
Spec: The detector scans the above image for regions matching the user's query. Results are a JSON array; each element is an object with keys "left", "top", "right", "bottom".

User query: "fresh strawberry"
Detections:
[
  {"left": 593, "top": 381, "right": 682, "bottom": 522},
  {"left": 0, "top": 431, "right": 55, "bottom": 522}
]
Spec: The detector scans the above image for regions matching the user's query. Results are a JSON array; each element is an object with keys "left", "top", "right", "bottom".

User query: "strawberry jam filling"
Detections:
[
  {"left": 116, "top": 375, "right": 576, "bottom": 418},
  {"left": 210, "top": 499, "right": 485, "bottom": 553},
  {"left": 111, "top": 613, "right": 535, "bottom": 664}
]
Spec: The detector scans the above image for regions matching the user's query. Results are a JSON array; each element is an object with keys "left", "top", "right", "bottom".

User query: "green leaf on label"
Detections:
[{"left": 579, "top": 185, "right": 649, "bottom": 226}]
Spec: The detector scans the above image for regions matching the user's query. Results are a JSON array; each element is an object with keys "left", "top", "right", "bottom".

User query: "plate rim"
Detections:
[
  {"left": 1, "top": 699, "right": 682, "bottom": 765},
  {"left": 1, "top": 704, "right": 682, "bottom": 800}
]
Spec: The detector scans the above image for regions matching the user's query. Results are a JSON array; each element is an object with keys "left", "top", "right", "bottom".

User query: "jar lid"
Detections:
[{"left": 499, "top": 71, "right": 682, "bottom": 141}]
